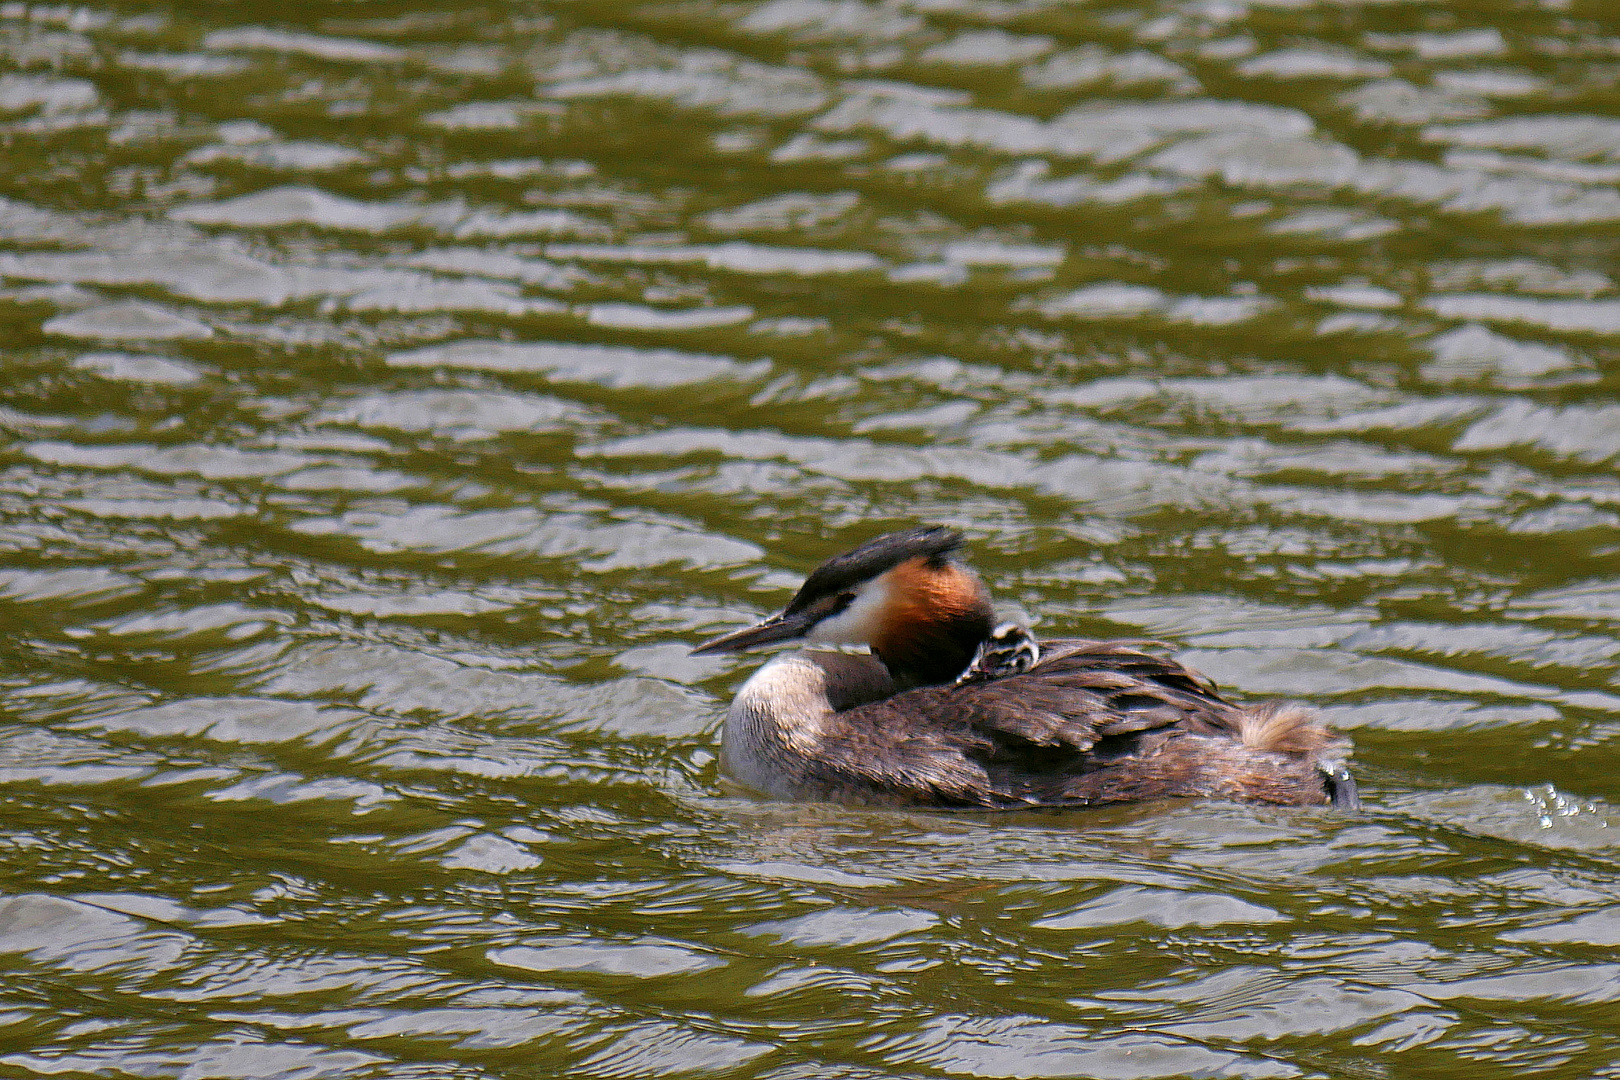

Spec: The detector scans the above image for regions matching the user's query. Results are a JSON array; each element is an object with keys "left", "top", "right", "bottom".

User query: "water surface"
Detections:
[{"left": 3, "top": 0, "right": 1620, "bottom": 1076}]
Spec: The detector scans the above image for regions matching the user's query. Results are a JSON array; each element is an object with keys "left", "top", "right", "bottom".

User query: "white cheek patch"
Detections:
[{"left": 805, "top": 575, "right": 890, "bottom": 647}]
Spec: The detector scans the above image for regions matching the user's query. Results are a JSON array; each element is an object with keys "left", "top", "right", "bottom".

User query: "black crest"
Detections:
[{"left": 785, "top": 526, "right": 965, "bottom": 615}]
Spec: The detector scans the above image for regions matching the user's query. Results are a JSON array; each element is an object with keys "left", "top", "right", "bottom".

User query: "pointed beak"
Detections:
[{"left": 691, "top": 610, "right": 814, "bottom": 655}]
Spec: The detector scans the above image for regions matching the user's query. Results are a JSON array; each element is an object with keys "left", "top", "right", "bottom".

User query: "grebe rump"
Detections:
[{"left": 693, "top": 527, "right": 1358, "bottom": 811}]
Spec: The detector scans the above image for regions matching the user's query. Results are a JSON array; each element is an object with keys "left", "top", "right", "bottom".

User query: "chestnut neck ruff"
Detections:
[{"left": 870, "top": 557, "right": 994, "bottom": 688}]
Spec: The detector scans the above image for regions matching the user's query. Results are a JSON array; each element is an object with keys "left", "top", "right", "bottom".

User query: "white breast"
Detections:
[{"left": 719, "top": 650, "right": 895, "bottom": 799}]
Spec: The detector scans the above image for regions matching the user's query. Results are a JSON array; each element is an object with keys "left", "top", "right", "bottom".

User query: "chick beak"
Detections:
[{"left": 691, "top": 610, "right": 815, "bottom": 655}]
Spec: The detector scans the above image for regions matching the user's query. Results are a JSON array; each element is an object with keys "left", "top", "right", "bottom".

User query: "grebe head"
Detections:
[
  {"left": 955, "top": 622, "right": 1041, "bottom": 685},
  {"left": 692, "top": 526, "right": 995, "bottom": 687}
]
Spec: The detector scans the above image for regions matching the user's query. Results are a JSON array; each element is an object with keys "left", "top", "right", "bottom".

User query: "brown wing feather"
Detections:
[
  {"left": 952, "top": 638, "right": 1246, "bottom": 744},
  {"left": 796, "top": 639, "right": 1253, "bottom": 808}
]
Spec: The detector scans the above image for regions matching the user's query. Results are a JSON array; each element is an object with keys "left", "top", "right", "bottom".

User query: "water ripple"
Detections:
[{"left": 2, "top": 0, "right": 1620, "bottom": 1076}]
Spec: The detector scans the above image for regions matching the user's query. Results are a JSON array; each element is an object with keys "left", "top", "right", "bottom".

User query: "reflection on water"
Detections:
[{"left": 2, "top": 0, "right": 1619, "bottom": 1075}]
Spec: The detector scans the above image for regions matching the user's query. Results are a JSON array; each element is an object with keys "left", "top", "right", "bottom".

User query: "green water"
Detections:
[{"left": 2, "top": 0, "right": 1620, "bottom": 1076}]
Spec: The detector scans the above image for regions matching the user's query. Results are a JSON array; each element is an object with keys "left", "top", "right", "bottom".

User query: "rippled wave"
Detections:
[{"left": 2, "top": 0, "right": 1619, "bottom": 1076}]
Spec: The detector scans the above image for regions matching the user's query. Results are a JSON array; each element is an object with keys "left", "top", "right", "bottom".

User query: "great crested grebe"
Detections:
[{"left": 693, "top": 526, "right": 1358, "bottom": 810}]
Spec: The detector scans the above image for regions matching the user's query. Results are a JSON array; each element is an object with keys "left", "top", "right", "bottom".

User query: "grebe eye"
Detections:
[{"left": 832, "top": 592, "right": 856, "bottom": 613}]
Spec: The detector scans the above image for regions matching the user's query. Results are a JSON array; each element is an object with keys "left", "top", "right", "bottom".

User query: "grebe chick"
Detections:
[
  {"left": 957, "top": 623, "right": 1041, "bottom": 685},
  {"left": 693, "top": 526, "right": 1358, "bottom": 811}
]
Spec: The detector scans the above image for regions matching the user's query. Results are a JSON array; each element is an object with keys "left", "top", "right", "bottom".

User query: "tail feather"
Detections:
[
  {"left": 1237, "top": 701, "right": 1345, "bottom": 756},
  {"left": 1237, "top": 702, "right": 1360, "bottom": 810}
]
